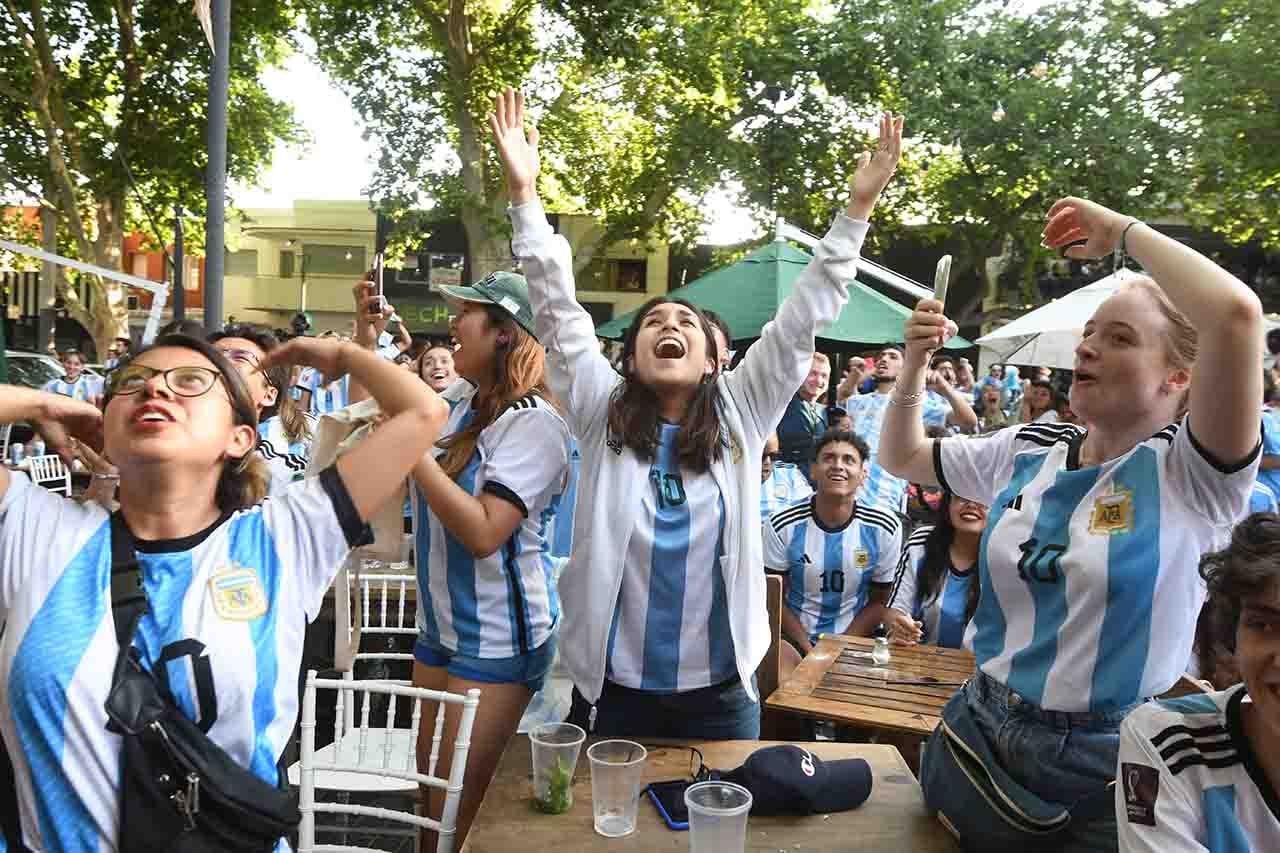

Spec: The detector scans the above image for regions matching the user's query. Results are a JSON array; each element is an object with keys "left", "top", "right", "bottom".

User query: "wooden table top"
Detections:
[
  {"left": 462, "top": 736, "right": 958, "bottom": 852},
  {"left": 766, "top": 636, "right": 976, "bottom": 736}
]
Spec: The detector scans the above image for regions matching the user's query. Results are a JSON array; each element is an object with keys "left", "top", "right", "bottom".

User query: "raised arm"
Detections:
[
  {"left": 0, "top": 386, "right": 103, "bottom": 500},
  {"left": 347, "top": 276, "right": 397, "bottom": 405},
  {"left": 259, "top": 338, "right": 447, "bottom": 522},
  {"left": 1043, "top": 197, "right": 1262, "bottom": 464},
  {"left": 878, "top": 304, "right": 959, "bottom": 485},
  {"left": 727, "top": 113, "right": 904, "bottom": 430},
  {"left": 490, "top": 88, "right": 619, "bottom": 434}
]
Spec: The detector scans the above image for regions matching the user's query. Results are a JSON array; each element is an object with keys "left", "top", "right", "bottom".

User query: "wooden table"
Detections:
[
  {"left": 766, "top": 636, "right": 975, "bottom": 736},
  {"left": 462, "top": 736, "right": 958, "bottom": 852}
]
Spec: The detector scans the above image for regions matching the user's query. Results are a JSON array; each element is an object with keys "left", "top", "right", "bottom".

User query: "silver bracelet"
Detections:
[
  {"left": 92, "top": 472, "right": 120, "bottom": 481},
  {"left": 889, "top": 395, "right": 924, "bottom": 409}
]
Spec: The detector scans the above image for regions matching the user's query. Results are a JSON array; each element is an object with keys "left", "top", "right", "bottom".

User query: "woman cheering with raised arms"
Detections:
[
  {"left": 879, "top": 197, "right": 1263, "bottom": 851},
  {"left": 490, "top": 87, "right": 903, "bottom": 739}
]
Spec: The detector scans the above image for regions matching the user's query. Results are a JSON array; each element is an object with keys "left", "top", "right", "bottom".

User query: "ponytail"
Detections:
[{"left": 216, "top": 452, "right": 270, "bottom": 512}]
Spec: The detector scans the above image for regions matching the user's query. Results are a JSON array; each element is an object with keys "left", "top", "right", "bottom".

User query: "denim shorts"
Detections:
[
  {"left": 566, "top": 674, "right": 760, "bottom": 740},
  {"left": 413, "top": 636, "right": 556, "bottom": 693},
  {"left": 962, "top": 671, "right": 1138, "bottom": 853}
]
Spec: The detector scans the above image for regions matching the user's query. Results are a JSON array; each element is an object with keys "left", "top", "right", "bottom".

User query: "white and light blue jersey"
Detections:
[
  {"left": 1248, "top": 481, "right": 1277, "bottom": 515},
  {"left": 607, "top": 422, "right": 735, "bottom": 692},
  {"left": 759, "top": 463, "right": 814, "bottom": 519},
  {"left": 890, "top": 526, "right": 976, "bottom": 649},
  {"left": 298, "top": 367, "right": 350, "bottom": 417},
  {"left": 763, "top": 497, "right": 901, "bottom": 644},
  {"left": 1256, "top": 409, "right": 1280, "bottom": 505},
  {"left": 1118, "top": 686, "right": 1280, "bottom": 853},
  {"left": 842, "top": 390, "right": 950, "bottom": 514},
  {"left": 413, "top": 391, "right": 571, "bottom": 659},
  {"left": 41, "top": 375, "right": 102, "bottom": 402},
  {"left": 256, "top": 413, "right": 316, "bottom": 495},
  {"left": 549, "top": 442, "right": 580, "bottom": 561},
  {"left": 0, "top": 468, "right": 365, "bottom": 853},
  {"left": 936, "top": 419, "right": 1258, "bottom": 712}
]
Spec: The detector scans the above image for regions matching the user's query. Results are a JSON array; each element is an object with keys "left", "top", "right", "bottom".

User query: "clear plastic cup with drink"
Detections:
[
  {"left": 529, "top": 722, "right": 585, "bottom": 814},
  {"left": 685, "top": 781, "right": 753, "bottom": 852},
  {"left": 587, "top": 740, "right": 647, "bottom": 837}
]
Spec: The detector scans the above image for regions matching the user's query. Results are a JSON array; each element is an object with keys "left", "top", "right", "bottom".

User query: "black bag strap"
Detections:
[{"left": 109, "top": 511, "right": 149, "bottom": 667}]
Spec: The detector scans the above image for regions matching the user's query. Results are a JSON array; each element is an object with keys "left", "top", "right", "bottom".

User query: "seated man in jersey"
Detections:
[
  {"left": 759, "top": 432, "right": 813, "bottom": 519},
  {"left": 764, "top": 430, "right": 903, "bottom": 667},
  {"left": 1117, "top": 513, "right": 1280, "bottom": 852}
]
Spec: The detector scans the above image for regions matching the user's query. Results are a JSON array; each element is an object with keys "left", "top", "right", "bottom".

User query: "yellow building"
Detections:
[{"left": 224, "top": 200, "right": 670, "bottom": 335}]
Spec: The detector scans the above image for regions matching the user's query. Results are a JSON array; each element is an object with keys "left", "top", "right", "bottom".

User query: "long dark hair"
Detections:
[
  {"left": 607, "top": 296, "right": 724, "bottom": 473},
  {"left": 106, "top": 334, "right": 269, "bottom": 512},
  {"left": 916, "top": 492, "right": 981, "bottom": 626}
]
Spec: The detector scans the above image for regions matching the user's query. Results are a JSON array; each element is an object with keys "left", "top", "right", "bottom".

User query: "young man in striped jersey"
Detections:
[
  {"left": 41, "top": 348, "right": 103, "bottom": 403},
  {"left": 1118, "top": 513, "right": 1280, "bottom": 852},
  {"left": 764, "top": 430, "right": 903, "bottom": 657}
]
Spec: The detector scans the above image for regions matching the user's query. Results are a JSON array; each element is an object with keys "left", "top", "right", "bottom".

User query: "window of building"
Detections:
[
  {"left": 306, "top": 244, "right": 366, "bottom": 276},
  {"left": 225, "top": 249, "right": 259, "bottom": 277}
]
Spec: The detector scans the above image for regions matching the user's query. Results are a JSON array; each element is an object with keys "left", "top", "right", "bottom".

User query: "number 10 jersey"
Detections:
[{"left": 935, "top": 420, "right": 1258, "bottom": 714}]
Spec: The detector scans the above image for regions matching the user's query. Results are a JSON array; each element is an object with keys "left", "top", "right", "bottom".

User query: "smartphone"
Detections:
[
  {"left": 933, "top": 254, "right": 952, "bottom": 307},
  {"left": 645, "top": 779, "right": 693, "bottom": 830},
  {"left": 369, "top": 252, "right": 385, "bottom": 315}
]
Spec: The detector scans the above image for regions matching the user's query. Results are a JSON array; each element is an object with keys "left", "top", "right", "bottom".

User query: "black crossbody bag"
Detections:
[{"left": 104, "top": 512, "right": 300, "bottom": 852}]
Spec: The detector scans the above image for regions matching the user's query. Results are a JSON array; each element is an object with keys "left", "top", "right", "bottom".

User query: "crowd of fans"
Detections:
[{"left": 3, "top": 89, "right": 1278, "bottom": 853}]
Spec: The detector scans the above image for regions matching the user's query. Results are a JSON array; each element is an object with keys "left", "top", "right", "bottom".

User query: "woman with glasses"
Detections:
[
  {"left": 0, "top": 333, "right": 444, "bottom": 851},
  {"left": 209, "top": 323, "right": 317, "bottom": 493}
]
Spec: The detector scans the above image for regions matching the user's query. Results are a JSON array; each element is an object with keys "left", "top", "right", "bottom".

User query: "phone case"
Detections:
[{"left": 644, "top": 781, "right": 690, "bottom": 831}]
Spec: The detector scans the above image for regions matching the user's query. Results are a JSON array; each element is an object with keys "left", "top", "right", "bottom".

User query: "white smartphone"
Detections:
[{"left": 933, "top": 254, "right": 952, "bottom": 306}]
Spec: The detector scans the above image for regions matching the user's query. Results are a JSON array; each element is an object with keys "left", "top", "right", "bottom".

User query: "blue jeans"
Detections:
[
  {"left": 567, "top": 675, "right": 760, "bottom": 740},
  {"left": 965, "top": 672, "right": 1134, "bottom": 853}
]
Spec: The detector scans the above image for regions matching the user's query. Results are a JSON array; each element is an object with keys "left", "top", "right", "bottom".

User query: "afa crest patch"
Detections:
[
  {"left": 853, "top": 549, "right": 871, "bottom": 569},
  {"left": 1089, "top": 488, "right": 1134, "bottom": 536},
  {"left": 208, "top": 566, "right": 268, "bottom": 621}
]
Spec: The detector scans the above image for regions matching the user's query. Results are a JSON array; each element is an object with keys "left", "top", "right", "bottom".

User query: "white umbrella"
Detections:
[{"left": 976, "top": 269, "right": 1141, "bottom": 370}]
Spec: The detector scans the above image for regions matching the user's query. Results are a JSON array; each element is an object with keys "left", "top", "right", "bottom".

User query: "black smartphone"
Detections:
[
  {"left": 369, "top": 252, "right": 385, "bottom": 315},
  {"left": 644, "top": 779, "right": 692, "bottom": 830}
]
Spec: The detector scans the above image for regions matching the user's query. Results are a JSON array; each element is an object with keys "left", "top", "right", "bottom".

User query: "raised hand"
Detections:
[
  {"left": 905, "top": 297, "right": 959, "bottom": 362},
  {"left": 488, "top": 87, "right": 540, "bottom": 204},
  {"left": 259, "top": 337, "right": 350, "bottom": 385},
  {"left": 352, "top": 278, "right": 394, "bottom": 347},
  {"left": 846, "top": 111, "right": 905, "bottom": 221},
  {"left": 1042, "top": 197, "right": 1134, "bottom": 259},
  {"left": 36, "top": 393, "right": 104, "bottom": 463}
]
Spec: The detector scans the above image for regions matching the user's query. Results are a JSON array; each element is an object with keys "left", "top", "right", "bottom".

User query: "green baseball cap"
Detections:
[{"left": 437, "top": 271, "right": 537, "bottom": 340}]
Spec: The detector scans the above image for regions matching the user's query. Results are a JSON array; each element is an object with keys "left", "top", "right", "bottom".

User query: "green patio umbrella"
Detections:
[{"left": 595, "top": 239, "right": 972, "bottom": 348}]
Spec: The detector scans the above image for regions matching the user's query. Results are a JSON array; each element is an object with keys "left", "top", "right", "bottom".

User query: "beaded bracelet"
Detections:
[{"left": 1120, "top": 219, "right": 1142, "bottom": 257}]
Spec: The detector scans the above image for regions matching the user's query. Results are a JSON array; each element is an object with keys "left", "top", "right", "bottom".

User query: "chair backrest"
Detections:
[
  {"left": 297, "top": 671, "right": 480, "bottom": 853},
  {"left": 28, "top": 454, "right": 70, "bottom": 496},
  {"left": 756, "top": 574, "right": 784, "bottom": 702},
  {"left": 0, "top": 424, "right": 11, "bottom": 463}
]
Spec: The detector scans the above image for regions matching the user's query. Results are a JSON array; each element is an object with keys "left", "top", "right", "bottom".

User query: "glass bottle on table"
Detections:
[{"left": 872, "top": 636, "right": 891, "bottom": 666}]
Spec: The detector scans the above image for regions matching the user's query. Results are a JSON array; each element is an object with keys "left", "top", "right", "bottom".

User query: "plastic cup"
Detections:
[
  {"left": 587, "top": 739, "right": 647, "bottom": 837},
  {"left": 685, "top": 781, "right": 752, "bottom": 852},
  {"left": 529, "top": 722, "right": 585, "bottom": 814}
]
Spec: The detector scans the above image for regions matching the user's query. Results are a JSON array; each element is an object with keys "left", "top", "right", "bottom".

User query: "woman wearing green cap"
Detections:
[
  {"left": 352, "top": 270, "right": 572, "bottom": 847},
  {"left": 490, "top": 86, "right": 904, "bottom": 738}
]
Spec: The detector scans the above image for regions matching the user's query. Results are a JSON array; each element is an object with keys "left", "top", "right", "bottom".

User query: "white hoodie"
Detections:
[{"left": 511, "top": 201, "right": 865, "bottom": 703}]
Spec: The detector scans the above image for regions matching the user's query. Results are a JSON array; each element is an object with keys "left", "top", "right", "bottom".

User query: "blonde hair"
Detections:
[
  {"left": 1124, "top": 277, "right": 1198, "bottom": 416},
  {"left": 811, "top": 352, "right": 831, "bottom": 369}
]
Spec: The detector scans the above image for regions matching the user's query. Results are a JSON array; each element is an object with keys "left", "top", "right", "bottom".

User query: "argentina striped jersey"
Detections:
[
  {"left": 298, "top": 367, "right": 349, "bottom": 416},
  {"left": 413, "top": 391, "right": 571, "bottom": 659},
  {"left": 759, "top": 463, "right": 813, "bottom": 520},
  {"left": 606, "top": 422, "right": 735, "bottom": 692},
  {"left": 935, "top": 419, "right": 1258, "bottom": 712},
  {"left": 0, "top": 468, "right": 365, "bottom": 852},
  {"left": 763, "top": 497, "right": 902, "bottom": 643},
  {"left": 41, "top": 375, "right": 103, "bottom": 402},
  {"left": 889, "top": 526, "right": 976, "bottom": 649},
  {"left": 256, "top": 413, "right": 316, "bottom": 494},
  {"left": 1118, "top": 686, "right": 1279, "bottom": 852},
  {"left": 842, "top": 390, "right": 950, "bottom": 514}
]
